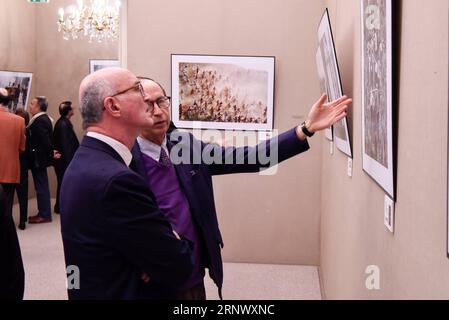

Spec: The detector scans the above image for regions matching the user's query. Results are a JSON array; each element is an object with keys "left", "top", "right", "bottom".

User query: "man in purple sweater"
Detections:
[{"left": 132, "top": 77, "right": 351, "bottom": 300}]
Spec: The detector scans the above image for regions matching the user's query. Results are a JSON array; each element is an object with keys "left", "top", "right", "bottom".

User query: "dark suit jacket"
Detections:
[
  {"left": 132, "top": 127, "right": 310, "bottom": 296},
  {"left": 53, "top": 117, "right": 79, "bottom": 170},
  {"left": 60, "top": 136, "right": 194, "bottom": 300},
  {"left": 29, "top": 114, "right": 54, "bottom": 169}
]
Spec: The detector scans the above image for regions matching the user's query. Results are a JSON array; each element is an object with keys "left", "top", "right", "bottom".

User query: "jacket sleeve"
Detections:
[
  {"left": 101, "top": 171, "right": 194, "bottom": 287},
  {"left": 205, "top": 127, "right": 311, "bottom": 176}
]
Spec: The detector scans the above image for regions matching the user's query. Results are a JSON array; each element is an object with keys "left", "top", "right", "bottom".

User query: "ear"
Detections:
[{"left": 104, "top": 97, "right": 121, "bottom": 119}]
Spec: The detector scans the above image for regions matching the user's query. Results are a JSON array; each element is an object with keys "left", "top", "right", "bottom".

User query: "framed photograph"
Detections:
[
  {"left": 317, "top": 9, "right": 352, "bottom": 157},
  {"left": 171, "top": 54, "right": 275, "bottom": 131},
  {"left": 89, "top": 59, "right": 119, "bottom": 74},
  {"left": 361, "top": 0, "right": 395, "bottom": 199},
  {"left": 316, "top": 48, "right": 333, "bottom": 141},
  {"left": 0, "top": 70, "right": 33, "bottom": 112}
]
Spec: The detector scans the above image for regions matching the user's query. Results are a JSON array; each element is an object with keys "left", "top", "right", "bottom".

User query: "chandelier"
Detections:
[{"left": 57, "top": 0, "right": 121, "bottom": 43}]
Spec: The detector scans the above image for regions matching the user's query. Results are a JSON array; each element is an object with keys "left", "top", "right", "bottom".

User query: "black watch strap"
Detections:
[{"left": 301, "top": 121, "right": 315, "bottom": 138}]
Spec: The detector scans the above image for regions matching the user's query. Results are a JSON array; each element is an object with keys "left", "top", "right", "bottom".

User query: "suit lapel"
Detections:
[{"left": 167, "top": 139, "right": 193, "bottom": 190}]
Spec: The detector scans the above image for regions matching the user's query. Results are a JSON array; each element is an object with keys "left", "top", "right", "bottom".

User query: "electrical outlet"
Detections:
[{"left": 384, "top": 196, "right": 395, "bottom": 233}]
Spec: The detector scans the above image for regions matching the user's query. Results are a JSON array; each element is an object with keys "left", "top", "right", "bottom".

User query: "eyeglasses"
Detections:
[
  {"left": 110, "top": 81, "right": 145, "bottom": 100},
  {"left": 147, "top": 96, "right": 171, "bottom": 113}
]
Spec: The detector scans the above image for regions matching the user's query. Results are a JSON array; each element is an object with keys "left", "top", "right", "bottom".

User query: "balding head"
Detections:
[
  {"left": 79, "top": 67, "right": 137, "bottom": 129},
  {"left": 79, "top": 67, "right": 153, "bottom": 148},
  {"left": 0, "top": 88, "right": 11, "bottom": 107}
]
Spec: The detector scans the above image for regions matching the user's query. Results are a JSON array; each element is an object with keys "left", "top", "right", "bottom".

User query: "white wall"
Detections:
[{"left": 126, "top": 0, "right": 326, "bottom": 265}]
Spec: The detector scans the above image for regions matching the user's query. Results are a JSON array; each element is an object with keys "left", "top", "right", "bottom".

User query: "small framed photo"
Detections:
[
  {"left": 89, "top": 59, "right": 119, "bottom": 74},
  {"left": 171, "top": 54, "right": 275, "bottom": 131},
  {"left": 0, "top": 70, "right": 33, "bottom": 112}
]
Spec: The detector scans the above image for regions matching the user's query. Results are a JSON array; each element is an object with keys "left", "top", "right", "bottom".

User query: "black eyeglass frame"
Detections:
[
  {"left": 110, "top": 81, "right": 145, "bottom": 99},
  {"left": 146, "top": 96, "right": 171, "bottom": 113}
]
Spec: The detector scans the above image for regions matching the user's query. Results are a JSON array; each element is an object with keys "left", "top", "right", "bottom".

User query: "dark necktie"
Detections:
[{"left": 159, "top": 147, "right": 171, "bottom": 167}]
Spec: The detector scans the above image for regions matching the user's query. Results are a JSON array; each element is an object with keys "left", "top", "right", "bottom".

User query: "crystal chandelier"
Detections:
[{"left": 57, "top": 0, "right": 121, "bottom": 43}]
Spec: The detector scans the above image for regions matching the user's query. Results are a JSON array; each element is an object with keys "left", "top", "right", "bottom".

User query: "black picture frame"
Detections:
[
  {"left": 317, "top": 9, "right": 352, "bottom": 157},
  {"left": 361, "top": 0, "right": 395, "bottom": 200},
  {"left": 316, "top": 48, "right": 333, "bottom": 141}
]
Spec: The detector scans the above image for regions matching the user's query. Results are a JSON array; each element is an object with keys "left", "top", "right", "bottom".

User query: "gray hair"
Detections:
[{"left": 79, "top": 79, "right": 112, "bottom": 130}]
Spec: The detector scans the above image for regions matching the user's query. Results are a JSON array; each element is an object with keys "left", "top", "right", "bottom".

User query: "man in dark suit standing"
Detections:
[
  {"left": 60, "top": 68, "right": 193, "bottom": 300},
  {"left": 52, "top": 101, "right": 79, "bottom": 214},
  {"left": 132, "top": 78, "right": 352, "bottom": 299},
  {"left": 0, "top": 88, "right": 25, "bottom": 299},
  {"left": 28, "top": 96, "right": 56, "bottom": 224}
]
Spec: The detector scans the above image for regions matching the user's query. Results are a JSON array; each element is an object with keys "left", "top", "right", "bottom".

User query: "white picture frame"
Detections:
[
  {"left": 89, "top": 59, "right": 119, "bottom": 74},
  {"left": 0, "top": 70, "right": 33, "bottom": 112},
  {"left": 171, "top": 54, "right": 275, "bottom": 131}
]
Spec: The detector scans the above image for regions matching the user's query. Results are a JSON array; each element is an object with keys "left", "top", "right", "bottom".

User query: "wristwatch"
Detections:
[{"left": 300, "top": 121, "right": 315, "bottom": 138}]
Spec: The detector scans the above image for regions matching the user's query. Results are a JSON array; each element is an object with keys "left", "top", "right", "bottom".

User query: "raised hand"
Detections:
[{"left": 306, "top": 94, "right": 352, "bottom": 133}]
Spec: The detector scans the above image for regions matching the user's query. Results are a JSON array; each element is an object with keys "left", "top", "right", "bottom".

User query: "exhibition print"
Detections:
[
  {"left": 317, "top": 9, "right": 352, "bottom": 157},
  {"left": 171, "top": 54, "right": 275, "bottom": 131},
  {"left": 315, "top": 48, "right": 333, "bottom": 141},
  {"left": 361, "top": 0, "right": 394, "bottom": 198},
  {"left": 0, "top": 71, "right": 33, "bottom": 112}
]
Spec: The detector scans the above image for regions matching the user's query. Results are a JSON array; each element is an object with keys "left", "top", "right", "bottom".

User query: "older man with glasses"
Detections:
[
  {"left": 60, "top": 68, "right": 194, "bottom": 300},
  {"left": 131, "top": 77, "right": 351, "bottom": 300}
]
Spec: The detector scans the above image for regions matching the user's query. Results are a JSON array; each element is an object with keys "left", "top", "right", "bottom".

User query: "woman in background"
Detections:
[{"left": 14, "top": 107, "right": 30, "bottom": 230}]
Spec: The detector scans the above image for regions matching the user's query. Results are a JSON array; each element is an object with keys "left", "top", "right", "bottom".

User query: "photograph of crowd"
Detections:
[
  {"left": 171, "top": 55, "right": 275, "bottom": 131},
  {"left": 0, "top": 71, "right": 33, "bottom": 112}
]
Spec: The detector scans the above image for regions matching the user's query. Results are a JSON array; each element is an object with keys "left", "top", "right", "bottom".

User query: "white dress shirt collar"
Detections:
[
  {"left": 86, "top": 132, "right": 133, "bottom": 166},
  {"left": 136, "top": 136, "right": 168, "bottom": 162},
  {"left": 28, "top": 112, "right": 54, "bottom": 127}
]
